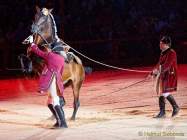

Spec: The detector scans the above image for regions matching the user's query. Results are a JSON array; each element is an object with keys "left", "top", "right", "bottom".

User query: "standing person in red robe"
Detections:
[
  {"left": 27, "top": 35, "right": 68, "bottom": 128},
  {"left": 152, "top": 36, "right": 180, "bottom": 118}
]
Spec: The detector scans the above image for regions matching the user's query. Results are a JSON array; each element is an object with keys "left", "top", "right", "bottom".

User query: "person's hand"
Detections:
[
  {"left": 151, "top": 69, "right": 160, "bottom": 78},
  {"left": 64, "top": 45, "right": 70, "bottom": 53}
]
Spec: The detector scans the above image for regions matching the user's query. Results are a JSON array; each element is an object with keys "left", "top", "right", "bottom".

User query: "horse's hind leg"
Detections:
[{"left": 71, "top": 81, "right": 82, "bottom": 120}]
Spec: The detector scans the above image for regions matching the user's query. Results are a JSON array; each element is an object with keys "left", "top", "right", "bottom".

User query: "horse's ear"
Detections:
[
  {"left": 49, "top": 8, "right": 53, "bottom": 13},
  {"left": 35, "top": 5, "right": 40, "bottom": 13}
]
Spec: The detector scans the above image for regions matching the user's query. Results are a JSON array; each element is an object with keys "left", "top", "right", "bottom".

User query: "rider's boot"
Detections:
[
  {"left": 48, "top": 104, "right": 58, "bottom": 127},
  {"left": 54, "top": 105, "right": 68, "bottom": 128}
]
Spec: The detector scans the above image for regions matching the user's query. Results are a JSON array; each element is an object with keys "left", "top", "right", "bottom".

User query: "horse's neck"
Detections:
[
  {"left": 48, "top": 14, "right": 58, "bottom": 38},
  {"left": 45, "top": 17, "right": 56, "bottom": 43}
]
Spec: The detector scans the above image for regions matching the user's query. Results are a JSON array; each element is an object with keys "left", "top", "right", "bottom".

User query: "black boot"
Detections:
[
  {"left": 48, "top": 104, "right": 58, "bottom": 127},
  {"left": 54, "top": 105, "right": 68, "bottom": 128},
  {"left": 167, "top": 95, "right": 180, "bottom": 117},
  {"left": 154, "top": 96, "right": 166, "bottom": 118}
]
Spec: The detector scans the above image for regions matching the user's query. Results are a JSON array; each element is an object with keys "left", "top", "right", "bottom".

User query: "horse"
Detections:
[{"left": 25, "top": 7, "right": 85, "bottom": 120}]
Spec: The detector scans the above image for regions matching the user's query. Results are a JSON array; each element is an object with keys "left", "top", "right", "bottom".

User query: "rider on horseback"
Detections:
[
  {"left": 23, "top": 7, "right": 84, "bottom": 123},
  {"left": 37, "top": 8, "right": 70, "bottom": 61}
]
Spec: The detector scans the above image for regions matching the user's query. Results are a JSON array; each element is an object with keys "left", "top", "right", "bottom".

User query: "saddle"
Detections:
[
  {"left": 50, "top": 41, "right": 81, "bottom": 64},
  {"left": 66, "top": 52, "right": 82, "bottom": 64}
]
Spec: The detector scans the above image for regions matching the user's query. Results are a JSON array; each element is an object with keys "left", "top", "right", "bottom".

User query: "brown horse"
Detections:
[{"left": 27, "top": 7, "right": 85, "bottom": 120}]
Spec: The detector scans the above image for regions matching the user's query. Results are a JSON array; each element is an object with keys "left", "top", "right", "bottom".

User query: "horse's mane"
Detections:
[{"left": 49, "top": 13, "right": 58, "bottom": 38}]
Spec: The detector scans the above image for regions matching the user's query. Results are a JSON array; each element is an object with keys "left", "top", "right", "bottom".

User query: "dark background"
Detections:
[{"left": 0, "top": 0, "right": 187, "bottom": 75}]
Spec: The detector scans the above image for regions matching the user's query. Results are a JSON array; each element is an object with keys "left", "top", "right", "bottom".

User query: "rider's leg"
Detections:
[
  {"left": 59, "top": 51, "right": 68, "bottom": 62},
  {"left": 49, "top": 76, "right": 67, "bottom": 128}
]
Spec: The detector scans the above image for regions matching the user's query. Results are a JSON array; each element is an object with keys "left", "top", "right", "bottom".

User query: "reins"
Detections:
[
  {"left": 70, "top": 46, "right": 151, "bottom": 73},
  {"left": 23, "top": 8, "right": 153, "bottom": 91},
  {"left": 30, "top": 9, "right": 152, "bottom": 74}
]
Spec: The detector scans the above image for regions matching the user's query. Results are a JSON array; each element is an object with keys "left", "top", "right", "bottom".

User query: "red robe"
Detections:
[
  {"left": 158, "top": 48, "right": 178, "bottom": 93},
  {"left": 30, "top": 44, "right": 65, "bottom": 95}
]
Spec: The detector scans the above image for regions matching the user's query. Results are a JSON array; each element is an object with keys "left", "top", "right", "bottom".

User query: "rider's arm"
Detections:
[
  {"left": 64, "top": 45, "right": 70, "bottom": 53},
  {"left": 151, "top": 62, "right": 160, "bottom": 76},
  {"left": 30, "top": 43, "right": 49, "bottom": 60}
]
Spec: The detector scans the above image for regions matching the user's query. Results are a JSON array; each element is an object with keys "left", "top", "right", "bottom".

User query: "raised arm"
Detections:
[{"left": 29, "top": 43, "right": 49, "bottom": 60}]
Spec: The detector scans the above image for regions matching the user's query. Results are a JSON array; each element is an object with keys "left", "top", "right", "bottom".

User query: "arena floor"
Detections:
[{"left": 0, "top": 65, "right": 187, "bottom": 140}]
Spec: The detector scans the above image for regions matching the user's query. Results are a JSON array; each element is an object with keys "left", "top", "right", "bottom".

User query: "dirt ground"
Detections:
[{"left": 0, "top": 65, "right": 187, "bottom": 140}]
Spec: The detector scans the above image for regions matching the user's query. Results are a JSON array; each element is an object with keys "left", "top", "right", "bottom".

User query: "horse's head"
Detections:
[{"left": 31, "top": 6, "right": 55, "bottom": 46}]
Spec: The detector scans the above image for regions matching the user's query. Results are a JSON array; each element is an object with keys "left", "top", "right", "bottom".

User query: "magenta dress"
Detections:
[{"left": 31, "top": 44, "right": 65, "bottom": 96}]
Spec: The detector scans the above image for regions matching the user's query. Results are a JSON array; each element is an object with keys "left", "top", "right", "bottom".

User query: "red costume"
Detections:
[
  {"left": 153, "top": 36, "right": 179, "bottom": 118},
  {"left": 30, "top": 43, "right": 67, "bottom": 128},
  {"left": 30, "top": 44, "right": 65, "bottom": 95},
  {"left": 158, "top": 48, "right": 178, "bottom": 93}
]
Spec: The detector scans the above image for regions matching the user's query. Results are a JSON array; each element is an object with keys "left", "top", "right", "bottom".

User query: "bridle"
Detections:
[{"left": 31, "top": 13, "right": 56, "bottom": 47}]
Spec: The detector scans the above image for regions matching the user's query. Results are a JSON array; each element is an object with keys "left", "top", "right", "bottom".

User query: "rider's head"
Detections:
[{"left": 160, "top": 36, "right": 171, "bottom": 51}]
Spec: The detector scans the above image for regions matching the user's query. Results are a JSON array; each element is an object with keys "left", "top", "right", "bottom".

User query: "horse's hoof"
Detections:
[
  {"left": 47, "top": 115, "right": 55, "bottom": 120},
  {"left": 70, "top": 117, "right": 75, "bottom": 121}
]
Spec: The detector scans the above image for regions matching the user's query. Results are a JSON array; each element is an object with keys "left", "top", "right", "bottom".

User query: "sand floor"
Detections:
[{"left": 0, "top": 65, "right": 187, "bottom": 140}]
